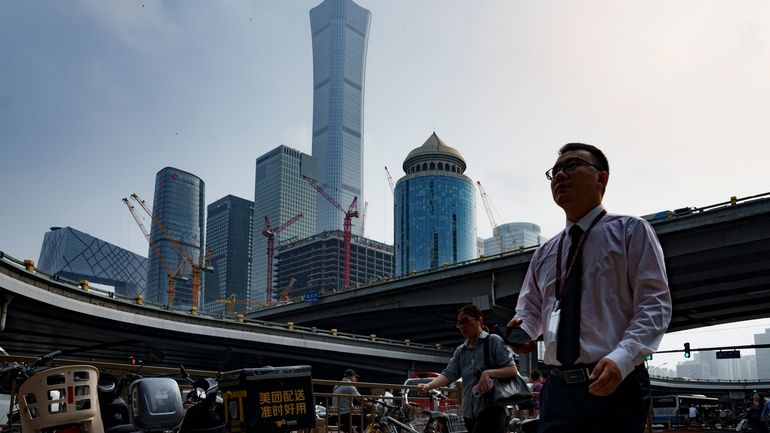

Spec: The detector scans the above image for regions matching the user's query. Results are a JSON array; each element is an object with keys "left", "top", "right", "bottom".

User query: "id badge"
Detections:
[{"left": 545, "top": 308, "right": 560, "bottom": 342}]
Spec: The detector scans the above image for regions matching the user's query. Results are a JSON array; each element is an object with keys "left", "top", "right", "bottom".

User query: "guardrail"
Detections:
[{"left": 0, "top": 252, "right": 452, "bottom": 354}]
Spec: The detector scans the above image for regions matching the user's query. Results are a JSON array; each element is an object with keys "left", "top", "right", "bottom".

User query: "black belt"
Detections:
[{"left": 546, "top": 363, "right": 598, "bottom": 384}]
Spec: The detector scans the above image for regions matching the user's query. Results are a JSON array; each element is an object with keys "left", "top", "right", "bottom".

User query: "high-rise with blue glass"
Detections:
[
  {"left": 394, "top": 133, "right": 477, "bottom": 275},
  {"left": 309, "top": 0, "right": 371, "bottom": 234},
  {"left": 145, "top": 167, "right": 205, "bottom": 308}
]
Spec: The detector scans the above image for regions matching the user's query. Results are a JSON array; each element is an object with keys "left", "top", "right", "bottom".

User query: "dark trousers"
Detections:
[
  {"left": 538, "top": 364, "right": 650, "bottom": 433},
  {"left": 464, "top": 406, "right": 508, "bottom": 433}
]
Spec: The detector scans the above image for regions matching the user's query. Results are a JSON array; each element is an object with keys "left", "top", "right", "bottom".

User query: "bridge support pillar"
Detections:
[{"left": 517, "top": 349, "right": 539, "bottom": 376}]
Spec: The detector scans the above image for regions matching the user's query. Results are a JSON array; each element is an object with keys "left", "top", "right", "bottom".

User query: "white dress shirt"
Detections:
[{"left": 515, "top": 204, "right": 672, "bottom": 379}]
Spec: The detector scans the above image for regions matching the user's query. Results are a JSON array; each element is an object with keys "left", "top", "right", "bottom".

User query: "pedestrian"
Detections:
[
  {"left": 688, "top": 404, "right": 698, "bottom": 429},
  {"left": 529, "top": 369, "right": 543, "bottom": 410},
  {"left": 744, "top": 392, "right": 768, "bottom": 433},
  {"left": 417, "top": 304, "right": 519, "bottom": 433},
  {"left": 330, "top": 369, "right": 366, "bottom": 433},
  {"left": 506, "top": 142, "right": 672, "bottom": 433}
]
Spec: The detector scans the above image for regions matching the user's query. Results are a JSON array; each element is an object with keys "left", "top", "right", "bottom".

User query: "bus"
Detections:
[{"left": 652, "top": 394, "right": 720, "bottom": 425}]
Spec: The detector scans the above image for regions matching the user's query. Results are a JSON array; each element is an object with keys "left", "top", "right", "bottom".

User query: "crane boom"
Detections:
[
  {"left": 262, "top": 213, "right": 303, "bottom": 307},
  {"left": 477, "top": 181, "right": 504, "bottom": 254},
  {"left": 130, "top": 193, "right": 208, "bottom": 311},
  {"left": 384, "top": 166, "right": 395, "bottom": 195},
  {"left": 122, "top": 198, "right": 152, "bottom": 243},
  {"left": 360, "top": 201, "right": 368, "bottom": 237},
  {"left": 302, "top": 175, "right": 359, "bottom": 289},
  {"left": 123, "top": 197, "right": 182, "bottom": 306}
]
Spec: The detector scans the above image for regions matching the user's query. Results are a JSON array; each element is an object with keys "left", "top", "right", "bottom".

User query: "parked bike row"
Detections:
[{"left": 1, "top": 347, "right": 536, "bottom": 433}]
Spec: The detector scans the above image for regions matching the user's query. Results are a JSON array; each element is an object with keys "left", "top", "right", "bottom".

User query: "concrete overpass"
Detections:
[
  {"left": 250, "top": 193, "right": 770, "bottom": 347},
  {"left": 650, "top": 376, "right": 770, "bottom": 401},
  {"left": 0, "top": 253, "right": 450, "bottom": 382}
]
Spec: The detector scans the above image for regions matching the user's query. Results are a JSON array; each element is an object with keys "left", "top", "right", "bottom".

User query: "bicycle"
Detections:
[{"left": 365, "top": 399, "right": 465, "bottom": 433}]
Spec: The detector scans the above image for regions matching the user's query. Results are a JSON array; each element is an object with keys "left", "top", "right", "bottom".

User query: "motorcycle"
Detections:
[
  {"left": 1, "top": 350, "right": 103, "bottom": 433},
  {"left": 177, "top": 347, "right": 230, "bottom": 433},
  {"left": 97, "top": 354, "right": 185, "bottom": 433}
]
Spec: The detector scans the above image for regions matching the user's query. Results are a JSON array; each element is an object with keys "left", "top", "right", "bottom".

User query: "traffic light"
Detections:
[
  {"left": 645, "top": 354, "right": 653, "bottom": 361},
  {"left": 684, "top": 343, "right": 691, "bottom": 358},
  {"left": 129, "top": 355, "right": 138, "bottom": 365}
]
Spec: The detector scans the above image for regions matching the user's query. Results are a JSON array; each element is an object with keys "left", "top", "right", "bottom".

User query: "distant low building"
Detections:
[
  {"left": 483, "top": 222, "right": 543, "bottom": 256},
  {"left": 38, "top": 226, "right": 147, "bottom": 297},
  {"left": 275, "top": 230, "right": 393, "bottom": 301}
]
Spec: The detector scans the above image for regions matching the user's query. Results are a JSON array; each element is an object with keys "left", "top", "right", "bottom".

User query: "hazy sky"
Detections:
[{"left": 2, "top": 1, "right": 769, "bottom": 370}]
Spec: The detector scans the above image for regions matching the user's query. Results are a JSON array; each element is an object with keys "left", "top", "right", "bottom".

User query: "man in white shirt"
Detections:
[{"left": 508, "top": 143, "right": 672, "bottom": 433}]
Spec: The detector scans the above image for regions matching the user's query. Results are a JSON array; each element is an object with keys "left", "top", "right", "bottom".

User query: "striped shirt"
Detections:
[{"left": 442, "top": 331, "right": 515, "bottom": 419}]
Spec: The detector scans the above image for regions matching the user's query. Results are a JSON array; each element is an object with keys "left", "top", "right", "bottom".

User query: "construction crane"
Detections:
[
  {"left": 476, "top": 181, "right": 504, "bottom": 254},
  {"left": 360, "top": 201, "right": 368, "bottom": 237},
  {"left": 262, "top": 213, "right": 303, "bottom": 307},
  {"left": 276, "top": 277, "right": 297, "bottom": 304},
  {"left": 122, "top": 197, "right": 187, "bottom": 306},
  {"left": 302, "top": 175, "right": 359, "bottom": 290},
  {"left": 384, "top": 166, "right": 395, "bottom": 195},
  {"left": 214, "top": 294, "right": 257, "bottom": 317},
  {"left": 130, "top": 193, "right": 212, "bottom": 311}
]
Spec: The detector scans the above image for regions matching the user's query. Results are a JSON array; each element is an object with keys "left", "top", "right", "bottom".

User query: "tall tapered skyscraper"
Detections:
[{"left": 309, "top": 0, "right": 371, "bottom": 234}]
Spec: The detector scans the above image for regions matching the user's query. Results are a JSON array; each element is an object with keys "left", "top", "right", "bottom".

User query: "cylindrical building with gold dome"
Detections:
[{"left": 394, "top": 132, "right": 477, "bottom": 275}]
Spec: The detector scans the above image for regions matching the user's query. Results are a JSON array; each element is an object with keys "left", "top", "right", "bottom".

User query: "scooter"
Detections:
[
  {"left": 1, "top": 350, "right": 104, "bottom": 433},
  {"left": 97, "top": 357, "right": 185, "bottom": 433},
  {"left": 177, "top": 347, "right": 230, "bottom": 433}
]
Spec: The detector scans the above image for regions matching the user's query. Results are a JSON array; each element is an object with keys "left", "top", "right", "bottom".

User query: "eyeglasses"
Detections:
[
  {"left": 545, "top": 157, "right": 603, "bottom": 181},
  {"left": 456, "top": 317, "right": 478, "bottom": 328}
]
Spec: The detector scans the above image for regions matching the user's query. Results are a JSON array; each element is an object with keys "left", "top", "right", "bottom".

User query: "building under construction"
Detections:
[{"left": 275, "top": 231, "right": 394, "bottom": 301}]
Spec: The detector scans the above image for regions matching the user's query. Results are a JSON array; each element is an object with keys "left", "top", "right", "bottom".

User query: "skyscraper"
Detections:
[
  {"left": 251, "top": 145, "right": 316, "bottom": 306},
  {"left": 309, "top": 0, "right": 371, "bottom": 234},
  {"left": 755, "top": 328, "right": 770, "bottom": 379},
  {"left": 204, "top": 195, "right": 253, "bottom": 314},
  {"left": 145, "top": 167, "right": 205, "bottom": 308},
  {"left": 394, "top": 133, "right": 477, "bottom": 275},
  {"left": 38, "top": 226, "right": 148, "bottom": 297}
]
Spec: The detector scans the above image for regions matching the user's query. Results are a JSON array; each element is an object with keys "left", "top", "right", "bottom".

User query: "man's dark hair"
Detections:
[{"left": 559, "top": 143, "right": 609, "bottom": 173}]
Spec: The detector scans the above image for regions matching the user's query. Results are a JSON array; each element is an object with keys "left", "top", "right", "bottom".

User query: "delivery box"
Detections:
[{"left": 220, "top": 366, "right": 315, "bottom": 433}]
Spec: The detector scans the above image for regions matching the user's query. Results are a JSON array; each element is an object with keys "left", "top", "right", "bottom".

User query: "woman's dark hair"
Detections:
[
  {"left": 530, "top": 369, "right": 542, "bottom": 381},
  {"left": 458, "top": 304, "right": 483, "bottom": 320}
]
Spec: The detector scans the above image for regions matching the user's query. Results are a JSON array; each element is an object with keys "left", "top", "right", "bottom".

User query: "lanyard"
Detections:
[{"left": 555, "top": 210, "right": 606, "bottom": 302}]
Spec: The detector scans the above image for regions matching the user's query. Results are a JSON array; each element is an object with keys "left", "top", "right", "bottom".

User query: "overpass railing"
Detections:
[{"left": 0, "top": 251, "right": 451, "bottom": 354}]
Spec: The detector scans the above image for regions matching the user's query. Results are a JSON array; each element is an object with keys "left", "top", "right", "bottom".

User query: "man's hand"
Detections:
[
  {"left": 417, "top": 383, "right": 429, "bottom": 392},
  {"left": 504, "top": 318, "right": 537, "bottom": 353},
  {"left": 588, "top": 358, "right": 622, "bottom": 396}
]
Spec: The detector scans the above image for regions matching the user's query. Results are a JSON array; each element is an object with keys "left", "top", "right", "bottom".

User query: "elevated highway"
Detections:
[
  {"left": 250, "top": 193, "right": 770, "bottom": 346},
  {"left": 0, "top": 254, "right": 450, "bottom": 381},
  {"left": 650, "top": 376, "right": 770, "bottom": 400}
]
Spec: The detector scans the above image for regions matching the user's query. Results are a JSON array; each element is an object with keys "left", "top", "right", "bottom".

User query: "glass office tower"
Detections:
[
  {"left": 145, "top": 167, "right": 205, "bottom": 308},
  {"left": 394, "top": 133, "right": 477, "bottom": 275},
  {"left": 309, "top": 0, "right": 371, "bottom": 234},
  {"left": 251, "top": 145, "right": 316, "bottom": 306},
  {"left": 38, "top": 226, "right": 148, "bottom": 297},
  {"left": 483, "top": 222, "right": 543, "bottom": 256},
  {"left": 204, "top": 195, "right": 253, "bottom": 314}
]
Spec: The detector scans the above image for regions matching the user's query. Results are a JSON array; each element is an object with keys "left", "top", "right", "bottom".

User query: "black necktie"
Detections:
[{"left": 557, "top": 224, "right": 584, "bottom": 366}]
